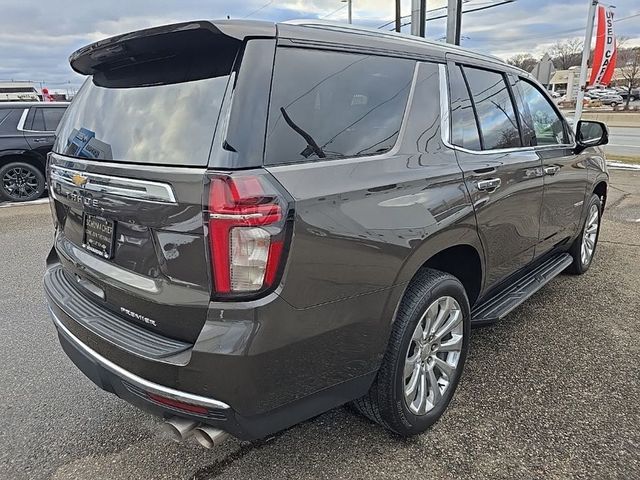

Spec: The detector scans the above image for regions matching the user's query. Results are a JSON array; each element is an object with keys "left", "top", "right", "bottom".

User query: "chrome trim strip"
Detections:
[
  {"left": 50, "top": 308, "right": 231, "bottom": 410},
  {"left": 16, "top": 109, "right": 28, "bottom": 131},
  {"left": 210, "top": 213, "right": 263, "bottom": 220},
  {"left": 438, "top": 63, "right": 577, "bottom": 155},
  {"left": 438, "top": 64, "right": 451, "bottom": 145},
  {"left": 50, "top": 165, "right": 177, "bottom": 204}
]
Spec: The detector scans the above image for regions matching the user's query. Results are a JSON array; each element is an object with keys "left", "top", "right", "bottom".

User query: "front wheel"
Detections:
[
  {"left": 352, "top": 269, "right": 470, "bottom": 436},
  {"left": 567, "top": 193, "right": 602, "bottom": 274}
]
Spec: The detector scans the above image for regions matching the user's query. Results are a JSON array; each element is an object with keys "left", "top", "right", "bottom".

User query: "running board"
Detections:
[{"left": 471, "top": 253, "right": 573, "bottom": 325}]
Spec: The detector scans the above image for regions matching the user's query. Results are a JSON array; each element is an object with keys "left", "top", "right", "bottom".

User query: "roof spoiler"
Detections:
[{"left": 69, "top": 20, "right": 276, "bottom": 76}]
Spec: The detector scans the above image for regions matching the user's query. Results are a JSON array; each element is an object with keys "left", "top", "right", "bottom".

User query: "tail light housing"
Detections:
[{"left": 206, "top": 172, "right": 291, "bottom": 298}]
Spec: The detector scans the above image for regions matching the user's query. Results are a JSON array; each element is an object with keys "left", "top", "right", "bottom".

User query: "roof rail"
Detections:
[{"left": 281, "top": 19, "right": 505, "bottom": 64}]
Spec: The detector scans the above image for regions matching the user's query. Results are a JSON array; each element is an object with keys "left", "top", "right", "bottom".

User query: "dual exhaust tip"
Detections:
[{"left": 162, "top": 417, "right": 229, "bottom": 449}]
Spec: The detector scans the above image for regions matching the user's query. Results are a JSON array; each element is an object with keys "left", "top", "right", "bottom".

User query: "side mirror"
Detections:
[{"left": 575, "top": 120, "right": 608, "bottom": 153}]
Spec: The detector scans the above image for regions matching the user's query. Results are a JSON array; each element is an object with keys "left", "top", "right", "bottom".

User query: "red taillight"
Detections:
[{"left": 207, "top": 174, "right": 288, "bottom": 296}]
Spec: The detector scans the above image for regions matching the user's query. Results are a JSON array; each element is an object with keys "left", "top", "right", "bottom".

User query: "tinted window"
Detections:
[
  {"left": 518, "top": 79, "right": 567, "bottom": 146},
  {"left": 0, "top": 109, "right": 20, "bottom": 134},
  {"left": 463, "top": 67, "right": 521, "bottom": 150},
  {"left": 509, "top": 77, "right": 536, "bottom": 147},
  {"left": 265, "top": 49, "right": 415, "bottom": 165},
  {"left": 55, "top": 75, "right": 229, "bottom": 165},
  {"left": 42, "top": 108, "right": 65, "bottom": 131},
  {"left": 449, "top": 65, "right": 481, "bottom": 151},
  {"left": 31, "top": 108, "right": 45, "bottom": 131}
]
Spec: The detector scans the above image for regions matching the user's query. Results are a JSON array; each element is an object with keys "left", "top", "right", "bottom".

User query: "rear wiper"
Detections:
[{"left": 279, "top": 107, "right": 326, "bottom": 159}]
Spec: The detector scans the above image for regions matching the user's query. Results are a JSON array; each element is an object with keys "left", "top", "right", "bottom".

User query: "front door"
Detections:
[{"left": 511, "top": 77, "right": 588, "bottom": 256}]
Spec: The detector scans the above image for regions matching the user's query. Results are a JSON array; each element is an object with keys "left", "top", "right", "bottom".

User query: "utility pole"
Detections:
[
  {"left": 395, "top": 0, "right": 401, "bottom": 32},
  {"left": 411, "top": 0, "right": 427, "bottom": 37},
  {"left": 411, "top": 0, "right": 420, "bottom": 36},
  {"left": 419, "top": 0, "right": 426, "bottom": 37},
  {"left": 341, "top": 0, "right": 352, "bottom": 24},
  {"left": 446, "top": 0, "right": 463, "bottom": 45},
  {"left": 574, "top": 0, "right": 598, "bottom": 128}
]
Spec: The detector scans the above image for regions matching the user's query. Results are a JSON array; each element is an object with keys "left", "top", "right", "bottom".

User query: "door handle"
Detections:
[
  {"left": 476, "top": 178, "right": 501, "bottom": 192},
  {"left": 544, "top": 165, "right": 560, "bottom": 176},
  {"left": 32, "top": 138, "right": 48, "bottom": 143}
]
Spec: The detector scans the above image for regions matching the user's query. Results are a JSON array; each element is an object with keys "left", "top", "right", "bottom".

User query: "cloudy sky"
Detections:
[{"left": 1, "top": 0, "right": 638, "bottom": 92}]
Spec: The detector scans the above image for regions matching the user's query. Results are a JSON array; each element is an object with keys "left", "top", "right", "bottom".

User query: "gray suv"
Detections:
[{"left": 44, "top": 20, "right": 609, "bottom": 447}]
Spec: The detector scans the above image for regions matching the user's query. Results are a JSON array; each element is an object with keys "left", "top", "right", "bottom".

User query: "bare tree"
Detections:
[
  {"left": 618, "top": 47, "right": 640, "bottom": 109},
  {"left": 506, "top": 53, "right": 538, "bottom": 72},
  {"left": 548, "top": 38, "right": 583, "bottom": 69}
]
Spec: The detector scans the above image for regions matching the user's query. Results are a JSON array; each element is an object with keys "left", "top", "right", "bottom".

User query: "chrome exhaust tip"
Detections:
[
  {"left": 193, "top": 425, "right": 230, "bottom": 449},
  {"left": 162, "top": 417, "right": 198, "bottom": 443}
]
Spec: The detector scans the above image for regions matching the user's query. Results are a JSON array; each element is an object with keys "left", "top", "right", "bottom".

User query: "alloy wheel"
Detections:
[
  {"left": 403, "top": 296, "right": 463, "bottom": 415},
  {"left": 581, "top": 203, "right": 599, "bottom": 265},
  {"left": 2, "top": 167, "right": 39, "bottom": 200}
]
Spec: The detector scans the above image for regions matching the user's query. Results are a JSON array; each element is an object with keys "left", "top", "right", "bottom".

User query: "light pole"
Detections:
[
  {"left": 341, "top": 0, "right": 352, "bottom": 24},
  {"left": 446, "top": 0, "right": 462, "bottom": 45}
]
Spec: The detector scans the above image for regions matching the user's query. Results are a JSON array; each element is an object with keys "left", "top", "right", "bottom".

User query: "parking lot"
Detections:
[{"left": 1, "top": 169, "right": 638, "bottom": 480}]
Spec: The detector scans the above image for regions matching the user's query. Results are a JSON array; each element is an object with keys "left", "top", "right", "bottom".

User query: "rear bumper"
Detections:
[
  {"left": 44, "top": 262, "right": 394, "bottom": 439},
  {"left": 52, "top": 304, "right": 376, "bottom": 440},
  {"left": 50, "top": 306, "right": 257, "bottom": 439}
]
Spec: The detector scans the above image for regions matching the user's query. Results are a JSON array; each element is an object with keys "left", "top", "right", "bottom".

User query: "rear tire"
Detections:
[
  {"left": 0, "top": 161, "right": 45, "bottom": 202},
  {"left": 567, "top": 194, "right": 602, "bottom": 275},
  {"left": 352, "top": 269, "right": 470, "bottom": 436}
]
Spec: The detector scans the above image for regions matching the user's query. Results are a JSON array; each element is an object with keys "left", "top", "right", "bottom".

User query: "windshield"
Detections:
[{"left": 54, "top": 74, "right": 229, "bottom": 166}]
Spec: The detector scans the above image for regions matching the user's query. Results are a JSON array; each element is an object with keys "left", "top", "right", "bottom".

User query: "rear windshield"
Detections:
[{"left": 54, "top": 75, "right": 229, "bottom": 166}]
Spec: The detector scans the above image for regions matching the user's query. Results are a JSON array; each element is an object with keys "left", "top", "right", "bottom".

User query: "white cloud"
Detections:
[{"left": 0, "top": 0, "right": 637, "bottom": 87}]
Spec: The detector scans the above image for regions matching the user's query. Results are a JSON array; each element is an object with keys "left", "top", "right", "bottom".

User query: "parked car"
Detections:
[
  {"left": 599, "top": 93, "right": 624, "bottom": 106},
  {"left": 43, "top": 20, "right": 609, "bottom": 447},
  {"left": 0, "top": 102, "right": 68, "bottom": 202},
  {"left": 620, "top": 88, "right": 639, "bottom": 102}
]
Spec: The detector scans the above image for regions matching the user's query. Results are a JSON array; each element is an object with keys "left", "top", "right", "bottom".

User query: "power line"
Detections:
[
  {"left": 391, "top": 0, "right": 515, "bottom": 31},
  {"left": 244, "top": 0, "right": 274, "bottom": 18},
  {"left": 377, "top": 0, "right": 474, "bottom": 29},
  {"left": 322, "top": 4, "right": 348, "bottom": 19}
]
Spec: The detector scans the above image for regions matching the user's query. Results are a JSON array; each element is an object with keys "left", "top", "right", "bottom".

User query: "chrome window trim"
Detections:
[
  {"left": 50, "top": 308, "right": 231, "bottom": 410},
  {"left": 16, "top": 108, "right": 28, "bottom": 131},
  {"left": 49, "top": 165, "right": 177, "bottom": 204},
  {"left": 438, "top": 64, "right": 576, "bottom": 155},
  {"left": 16, "top": 106, "right": 63, "bottom": 133}
]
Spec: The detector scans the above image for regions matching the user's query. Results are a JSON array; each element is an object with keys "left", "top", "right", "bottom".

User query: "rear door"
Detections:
[
  {"left": 511, "top": 76, "right": 586, "bottom": 256},
  {"left": 445, "top": 61, "right": 544, "bottom": 290},
  {"left": 48, "top": 23, "right": 259, "bottom": 343},
  {"left": 21, "top": 106, "right": 66, "bottom": 155}
]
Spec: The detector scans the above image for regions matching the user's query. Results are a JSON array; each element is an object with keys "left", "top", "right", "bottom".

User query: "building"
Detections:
[
  {"left": 0, "top": 82, "right": 39, "bottom": 102},
  {"left": 549, "top": 66, "right": 634, "bottom": 94}
]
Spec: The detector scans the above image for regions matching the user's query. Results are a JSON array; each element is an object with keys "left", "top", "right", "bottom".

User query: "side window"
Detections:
[
  {"left": 448, "top": 65, "right": 481, "bottom": 151},
  {"left": 42, "top": 108, "right": 65, "bottom": 131},
  {"left": 463, "top": 66, "right": 522, "bottom": 150},
  {"left": 0, "top": 109, "right": 22, "bottom": 134},
  {"left": 518, "top": 79, "right": 568, "bottom": 146},
  {"left": 31, "top": 108, "right": 46, "bottom": 131},
  {"left": 265, "top": 48, "right": 415, "bottom": 165},
  {"left": 508, "top": 76, "right": 536, "bottom": 147}
]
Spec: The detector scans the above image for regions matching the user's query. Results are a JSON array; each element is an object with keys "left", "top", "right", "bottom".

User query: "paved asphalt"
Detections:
[{"left": 1, "top": 171, "right": 639, "bottom": 480}]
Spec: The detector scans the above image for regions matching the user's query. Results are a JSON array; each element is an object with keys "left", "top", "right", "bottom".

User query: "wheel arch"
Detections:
[
  {"left": 593, "top": 179, "right": 608, "bottom": 210},
  {"left": 391, "top": 227, "right": 485, "bottom": 310},
  {"left": 0, "top": 151, "right": 47, "bottom": 173}
]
